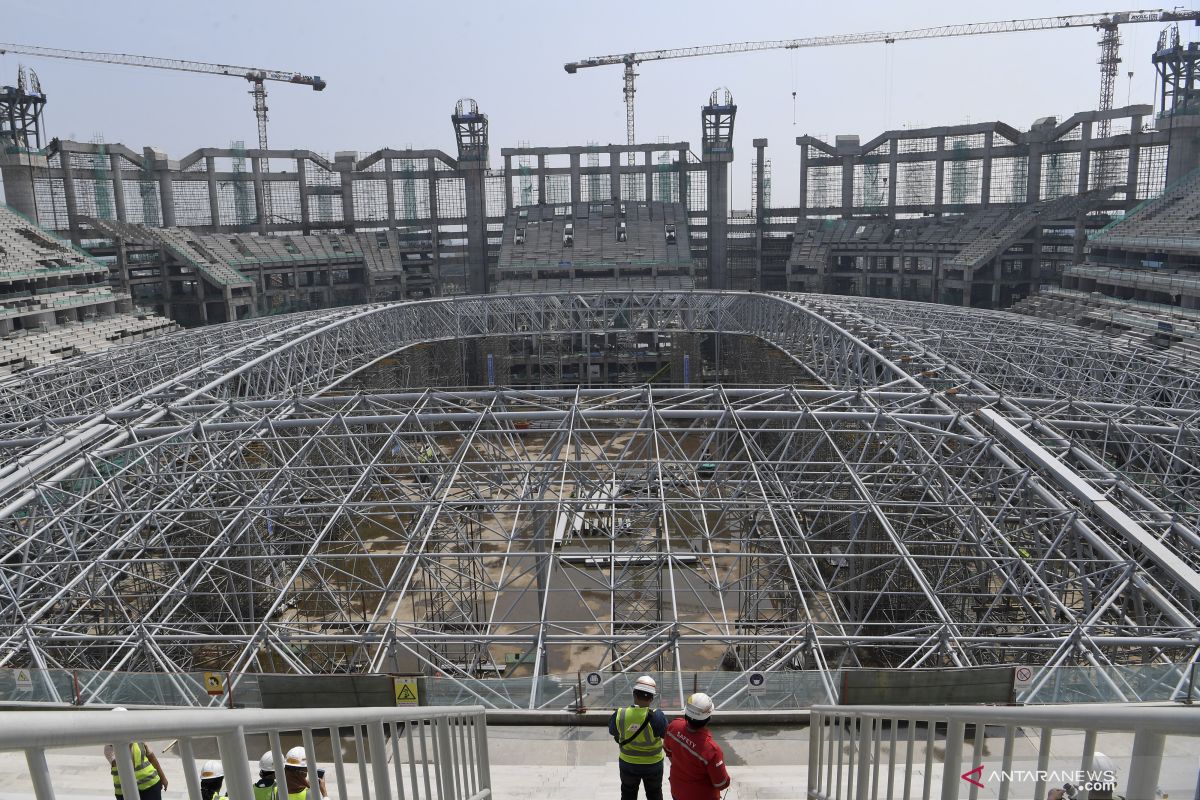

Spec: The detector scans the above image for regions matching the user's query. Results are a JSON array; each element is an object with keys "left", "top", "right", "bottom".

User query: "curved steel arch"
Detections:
[{"left": 1, "top": 291, "right": 1197, "bottom": 708}]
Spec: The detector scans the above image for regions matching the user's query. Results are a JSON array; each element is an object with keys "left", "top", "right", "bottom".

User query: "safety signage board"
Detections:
[
  {"left": 1013, "top": 665, "right": 1034, "bottom": 694},
  {"left": 747, "top": 671, "right": 767, "bottom": 695},
  {"left": 394, "top": 677, "right": 420, "bottom": 706},
  {"left": 14, "top": 669, "right": 33, "bottom": 691},
  {"left": 586, "top": 671, "right": 602, "bottom": 687},
  {"left": 203, "top": 671, "right": 226, "bottom": 696}
]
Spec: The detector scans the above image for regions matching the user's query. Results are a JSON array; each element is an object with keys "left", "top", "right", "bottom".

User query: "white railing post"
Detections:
[
  {"left": 472, "top": 711, "right": 492, "bottom": 797},
  {"left": 435, "top": 716, "right": 456, "bottom": 800},
  {"left": 113, "top": 739, "right": 141, "bottom": 800},
  {"left": 940, "top": 720, "right": 964, "bottom": 800},
  {"left": 24, "top": 748, "right": 56, "bottom": 800},
  {"left": 855, "top": 715, "right": 873, "bottom": 800},
  {"left": 217, "top": 725, "right": 254, "bottom": 800},
  {"left": 368, "top": 720, "right": 394, "bottom": 800},
  {"left": 807, "top": 710, "right": 821, "bottom": 799},
  {"left": 1126, "top": 729, "right": 1166, "bottom": 800},
  {"left": 177, "top": 737, "right": 203, "bottom": 800}
]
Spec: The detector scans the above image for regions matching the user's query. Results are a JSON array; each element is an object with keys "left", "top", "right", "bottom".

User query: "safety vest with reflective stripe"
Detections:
[
  {"left": 252, "top": 780, "right": 276, "bottom": 800},
  {"left": 616, "top": 705, "right": 663, "bottom": 765},
  {"left": 111, "top": 742, "right": 160, "bottom": 793}
]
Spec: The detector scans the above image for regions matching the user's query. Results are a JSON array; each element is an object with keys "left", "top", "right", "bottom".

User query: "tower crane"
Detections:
[
  {"left": 0, "top": 43, "right": 325, "bottom": 220},
  {"left": 565, "top": 9, "right": 1200, "bottom": 150},
  {"left": 0, "top": 42, "right": 325, "bottom": 152}
]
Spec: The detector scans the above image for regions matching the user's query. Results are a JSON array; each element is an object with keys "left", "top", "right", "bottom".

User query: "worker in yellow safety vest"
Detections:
[
  {"left": 281, "top": 746, "right": 329, "bottom": 800},
  {"left": 253, "top": 751, "right": 277, "bottom": 800},
  {"left": 607, "top": 675, "right": 668, "bottom": 800},
  {"left": 105, "top": 708, "right": 168, "bottom": 800}
]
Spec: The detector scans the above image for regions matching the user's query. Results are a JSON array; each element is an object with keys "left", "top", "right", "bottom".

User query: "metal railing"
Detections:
[
  {"left": 2, "top": 705, "right": 490, "bottom": 800},
  {"left": 807, "top": 704, "right": 1200, "bottom": 800}
]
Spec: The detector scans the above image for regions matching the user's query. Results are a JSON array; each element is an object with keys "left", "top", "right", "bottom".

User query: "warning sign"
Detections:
[
  {"left": 203, "top": 671, "right": 226, "bottom": 696},
  {"left": 14, "top": 669, "right": 33, "bottom": 691},
  {"left": 394, "top": 677, "right": 419, "bottom": 706},
  {"left": 747, "top": 671, "right": 767, "bottom": 696},
  {"left": 1013, "top": 665, "right": 1034, "bottom": 694}
]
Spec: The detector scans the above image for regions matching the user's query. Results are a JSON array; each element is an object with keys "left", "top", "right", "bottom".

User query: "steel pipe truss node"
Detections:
[{"left": 0, "top": 291, "right": 1197, "bottom": 708}]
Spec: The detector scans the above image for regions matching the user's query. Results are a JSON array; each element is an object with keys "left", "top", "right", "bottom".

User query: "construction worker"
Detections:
[
  {"left": 1087, "top": 752, "right": 1119, "bottom": 800},
  {"left": 104, "top": 708, "right": 169, "bottom": 800},
  {"left": 253, "top": 751, "right": 277, "bottom": 800},
  {"left": 607, "top": 675, "right": 668, "bottom": 800},
  {"left": 417, "top": 443, "right": 435, "bottom": 483},
  {"left": 282, "top": 745, "right": 329, "bottom": 800},
  {"left": 663, "top": 693, "right": 730, "bottom": 800},
  {"left": 199, "top": 760, "right": 228, "bottom": 800}
]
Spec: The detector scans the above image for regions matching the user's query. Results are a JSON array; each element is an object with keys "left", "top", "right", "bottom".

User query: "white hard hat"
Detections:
[
  {"left": 284, "top": 746, "right": 308, "bottom": 769},
  {"left": 634, "top": 675, "right": 657, "bottom": 696},
  {"left": 111, "top": 706, "right": 127, "bottom": 712},
  {"left": 259, "top": 751, "right": 275, "bottom": 773},
  {"left": 1091, "top": 752, "right": 1118, "bottom": 776},
  {"left": 199, "top": 759, "right": 224, "bottom": 780},
  {"left": 685, "top": 692, "right": 714, "bottom": 721}
]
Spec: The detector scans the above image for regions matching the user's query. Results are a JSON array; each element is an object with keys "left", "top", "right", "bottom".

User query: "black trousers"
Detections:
[
  {"left": 619, "top": 762, "right": 663, "bottom": 800},
  {"left": 115, "top": 781, "right": 163, "bottom": 800}
]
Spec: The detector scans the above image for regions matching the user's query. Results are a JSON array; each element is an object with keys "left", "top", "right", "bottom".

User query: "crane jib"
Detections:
[{"left": 563, "top": 8, "right": 1200, "bottom": 143}]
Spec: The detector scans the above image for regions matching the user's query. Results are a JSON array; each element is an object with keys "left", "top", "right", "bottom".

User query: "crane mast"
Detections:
[{"left": 565, "top": 9, "right": 1200, "bottom": 146}]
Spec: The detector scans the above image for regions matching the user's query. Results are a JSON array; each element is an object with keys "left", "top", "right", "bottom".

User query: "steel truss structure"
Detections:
[{"left": 1, "top": 291, "right": 1198, "bottom": 708}]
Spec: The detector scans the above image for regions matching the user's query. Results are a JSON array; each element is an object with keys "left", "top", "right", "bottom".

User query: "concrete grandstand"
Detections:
[{"left": 0, "top": 203, "right": 175, "bottom": 374}]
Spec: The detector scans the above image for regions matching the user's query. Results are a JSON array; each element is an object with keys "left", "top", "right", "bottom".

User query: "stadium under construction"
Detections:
[{"left": 0, "top": 23, "right": 1199, "bottom": 710}]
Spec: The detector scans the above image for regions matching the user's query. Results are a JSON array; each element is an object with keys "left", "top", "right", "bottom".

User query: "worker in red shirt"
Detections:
[{"left": 662, "top": 693, "right": 730, "bottom": 800}]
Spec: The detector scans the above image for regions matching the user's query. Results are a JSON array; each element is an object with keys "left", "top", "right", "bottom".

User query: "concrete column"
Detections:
[
  {"left": 463, "top": 164, "right": 489, "bottom": 294},
  {"left": 336, "top": 152, "right": 356, "bottom": 233},
  {"left": 206, "top": 155, "right": 220, "bottom": 227},
  {"left": 384, "top": 156, "right": 397, "bottom": 228},
  {"left": 1026, "top": 143, "right": 1044, "bottom": 204},
  {"left": 678, "top": 148, "right": 689, "bottom": 206},
  {"left": 570, "top": 153, "right": 581, "bottom": 207},
  {"left": 110, "top": 152, "right": 127, "bottom": 223},
  {"left": 537, "top": 155, "right": 547, "bottom": 205},
  {"left": 753, "top": 138, "right": 768, "bottom": 292},
  {"left": 610, "top": 151, "right": 622, "bottom": 204},
  {"left": 1126, "top": 115, "right": 1142, "bottom": 210},
  {"left": 297, "top": 158, "right": 310, "bottom": 234},
  {"left": 797, "top": 138, "right": 808, "bottom": 217},
  {"left": 428, "top": 158, "right": 441, "bottom": 265},
  {"left": 887, "top": 138, "right": 899, "bottom": 209},
  {"left": 706, "top": 158, "right": 730, "bottom": 289},
  {"left": 980, "top": 132, "right": 993, "bottom": 206},
  {"left": 1078, "top": 121, "right": 1093, "bottom": 194},
  {"left": 59, "top": 147, "right": 80, "bottom": 235},
  {"left": 250, "top": 155, "right": 266, "bottom": 234},
  {"left": 644, "top": 149, "right": 654, "bottom": 201},
  {"left": 157, "top": 170, "right": 176, "bottom": 227},
  {"left": 933, "top": 134, "right": 946, "bottom": 216},
  {"left": 841, "top": 155, "right": 854, "bottom": 218},
  {"left": 0, "top": 151, "right": 43, "bottom": 221},
  {"left": 504, "top": 154, "right": 513, "bottom": 210},
  {"left": 1162, "top": 114, "right": 1200, "bottom": 184}
]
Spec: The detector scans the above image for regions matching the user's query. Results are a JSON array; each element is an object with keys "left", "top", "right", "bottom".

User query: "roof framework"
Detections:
[{"left": 0, "top": 291, "right": 1197, "bottom": 708}]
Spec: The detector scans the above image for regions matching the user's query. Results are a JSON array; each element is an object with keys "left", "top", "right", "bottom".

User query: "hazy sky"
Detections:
[{"left": 4, "top": 0, "right": 1199, "bottom": 208}]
